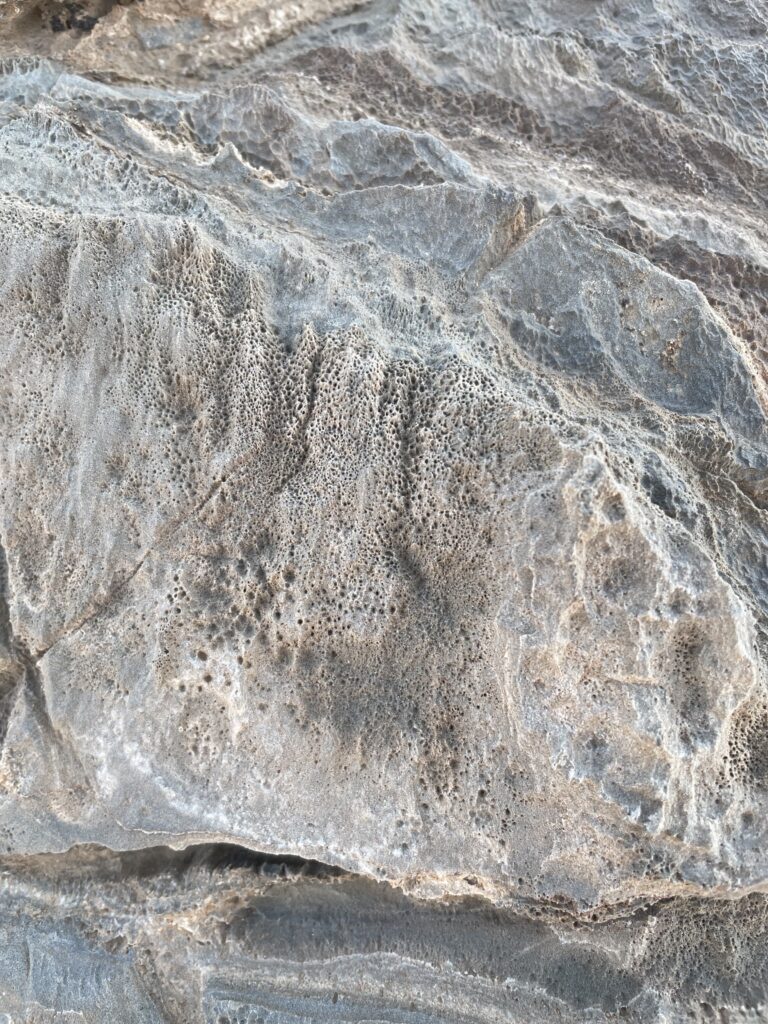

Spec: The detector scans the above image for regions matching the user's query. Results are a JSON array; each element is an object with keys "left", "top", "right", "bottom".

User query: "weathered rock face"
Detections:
[{"left": 0, "top": 0, "right": 767, "bottom": 1020}]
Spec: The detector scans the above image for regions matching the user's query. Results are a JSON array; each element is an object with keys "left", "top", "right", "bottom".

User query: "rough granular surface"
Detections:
[{"left": 0, "top": 0, "right": 766, "bottom": 1021}]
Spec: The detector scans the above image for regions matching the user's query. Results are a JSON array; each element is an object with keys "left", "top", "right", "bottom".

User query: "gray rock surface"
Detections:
[{"left": 0, "top": 0, "right": 767, "bottom": 1020}]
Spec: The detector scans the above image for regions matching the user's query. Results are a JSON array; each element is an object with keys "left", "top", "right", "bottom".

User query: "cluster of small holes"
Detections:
[
  {"left": 31, "top": 225, "right": 573, "bottom": 849},
  {"left": 0, "top": 111, "right": 199, "bottom": 223},
  {"left": 724, "top": 700, "right": 768, "bottom": 790},
  {"left": 638, "top": 895, "right": 768, "bottom": 1006},
  {"left": 661, "top": 622, "right": 718, "bottom": 750}
]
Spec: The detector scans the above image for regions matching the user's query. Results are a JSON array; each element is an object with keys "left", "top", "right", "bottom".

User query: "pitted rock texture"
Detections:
[{"left": 0, "top": 0, "right": 767, "bottom": 1020}]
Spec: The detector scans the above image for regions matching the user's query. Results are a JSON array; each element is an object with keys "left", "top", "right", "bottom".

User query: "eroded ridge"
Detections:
[{"left": 0, "top": 843, "right": 766, "bottom": 1023}]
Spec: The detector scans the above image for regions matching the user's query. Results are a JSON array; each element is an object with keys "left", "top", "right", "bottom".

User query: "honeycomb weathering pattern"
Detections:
[{"left": 0, "top": 0, "right": 767, "bottom": 1020}]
